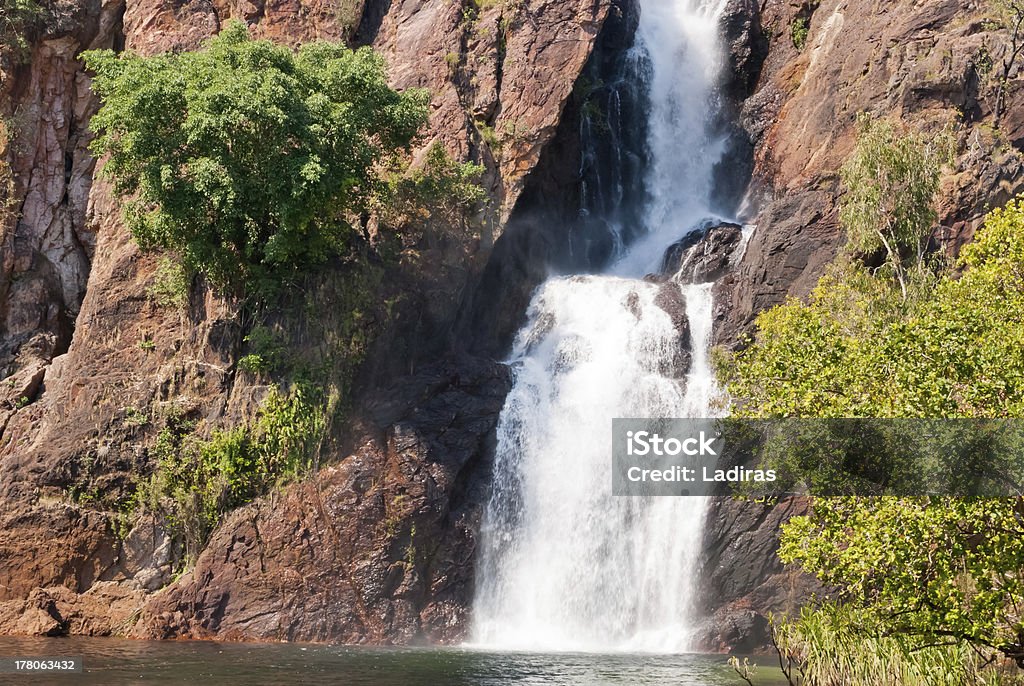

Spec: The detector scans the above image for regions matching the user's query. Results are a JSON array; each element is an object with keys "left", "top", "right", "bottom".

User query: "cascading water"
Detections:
[{"left": 472, "top": 0, "right": 732, "bottom": 652}]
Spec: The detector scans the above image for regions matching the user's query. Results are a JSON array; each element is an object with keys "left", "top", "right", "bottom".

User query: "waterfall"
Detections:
[{"left": 472, "top": 0, "right": 731, "bottom": 653}]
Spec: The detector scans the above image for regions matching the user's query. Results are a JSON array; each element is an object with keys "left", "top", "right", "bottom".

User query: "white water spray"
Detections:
[{"left": 472, "top": 0, "right": 731, "bottom": 652}]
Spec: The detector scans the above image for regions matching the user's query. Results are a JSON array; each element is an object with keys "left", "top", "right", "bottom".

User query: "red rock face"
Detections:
[
  {"left": 130, "top": 357, "right": 512, "bottom": 643},
  {"left": 716, "top": 0, "right": 1024, "bottom": 342},
  {"left": 0, "top": 0, "right": 618, "bottom": 643}
]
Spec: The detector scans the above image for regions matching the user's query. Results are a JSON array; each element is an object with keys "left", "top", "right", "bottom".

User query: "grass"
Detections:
[{"left": 771, "top": 605, "right": 1019, "bottom": 686}]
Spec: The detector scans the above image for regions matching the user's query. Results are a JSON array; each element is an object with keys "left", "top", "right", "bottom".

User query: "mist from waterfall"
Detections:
[{"left": 472, "top": 0, "right": 731, "bottom": 653}]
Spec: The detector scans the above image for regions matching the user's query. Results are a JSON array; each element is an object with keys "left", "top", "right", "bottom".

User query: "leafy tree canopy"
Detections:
[
  {"left": 721, "top": 130, "right": 1024, "bottom": 672},
  {"left": 720, "top": 199, "right": 1024, "bottom": 419},
  {"left": 780, "top": 496, "right": 1024, "bottom": 668},
  {"left": 85, "top": 22, "right": 431, "bottom": 288}
]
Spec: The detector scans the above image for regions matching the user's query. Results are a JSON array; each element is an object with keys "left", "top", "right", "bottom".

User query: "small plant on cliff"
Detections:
[
  {"left": 139, "top": 381, "right": 330, "bottom": 558},
  {"left": 375, "top": 141, "right": 486, "bottom": 242},
  {"left": 236, "top": 324, "right": 288, "bottom": 376},
  {"left": 147, "top": 257, "right": 192, "bottom": 309},
  {"left": 839, "top": 114, "right": 952, "bottom": 301},
  {"left": 0, "top": 0, "right": 44, "bottom": 64},
  {"left": 790, "top": 16, "right": 809, "bottom": 50},
  {"left": 83, "top": 22, "right": 430, "bottom": 291},
  {"left": 0, "top": 156, "right": 15, "bottom": 229},
  {"left": 334, "top": 0, "right": 362, "bottom": 37},
  {"left": 978, "top": 0, "right": 1024, "bottom": 124}
]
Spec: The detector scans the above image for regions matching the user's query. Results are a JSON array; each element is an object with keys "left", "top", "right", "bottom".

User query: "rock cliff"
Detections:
[
  {"left": 0, "top": 0, "right": 1021, "bottom": 650},
  {"left": 0, "top": 0, "right": 626, "bottom": 642}
]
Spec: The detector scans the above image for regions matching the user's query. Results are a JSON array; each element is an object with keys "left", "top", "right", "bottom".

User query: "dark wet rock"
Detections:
[
  {"left": 460, "top": 0, "right": 644, "bottom": 359},
  {"left": 661, "top": 220, "right": 745, "bottom": 285},
  {"left": 719, "top": 0, "right": 768, "bottom": 101},
  {"left": 624, "top": 290, "right": 642, "bottom": 319},
  {"left": 653, "top": 283, "right": 692, "bottom": 379},
  {"left": 714, "top": 187, "right": 840, "bottom": 343},
  {"left": 710, "top": 0, "right": 765, "bottom": 215},
  {"left": 693, "top": 497, "right": 823, "bottom": 653}
]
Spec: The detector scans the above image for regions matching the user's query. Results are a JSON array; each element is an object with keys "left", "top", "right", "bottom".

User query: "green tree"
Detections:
[
  {"left": 839, "top": 115, "right": 949, "bottom": 301},
  {"left": 779, "top": 498, "right": 1024, "bottom": 669},
  {"left": 720, "top": 199, "right": 1024, "bottom": 676},
  {"left": 376, "top": 141, "right": 487, "bottom": 242},
  {"left": 84, "top": 22, "right": 430, "bottom": 289},
  {"left": 0, "top": 0, "right": 44, "bottom": 62},
  {"left": 722, "top": 199, "right": 1024, "bottom": 419}
]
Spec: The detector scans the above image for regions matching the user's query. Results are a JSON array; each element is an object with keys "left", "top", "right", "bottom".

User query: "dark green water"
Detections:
[{"left": 0, "top": 637, "right": 787, "bottom": 685}]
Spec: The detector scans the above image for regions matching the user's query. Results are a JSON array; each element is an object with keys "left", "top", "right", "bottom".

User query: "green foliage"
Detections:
[
  {"left": 138, "top": 382, "right": 327, "bottom": 558},
  {"left": 122, "top": 406, "right": 149, "bottom": 427},
  {"left": 0, "top": 0, "right": 44, "bottom": 61},
  {"left": 839, "top": 114, "right": 951, "bottom": 299},
  {"left": 237, "top": 324, "right": 286, "bottom": 375},
  {"left": 376, "top": 141, "right": 486, "bottom": 240},
  {"left": 84, "top": 22, "right": 430, "bottom": 290},
  {"left": 721, "top": 200, "right": 1024, "bottom": 418},
  {"left": 237, "top": 354, "right": 269, "bottom": 374},
  {"left": 147, "top": 257, "right": 191, "bottom": 309},
  {"left": 771, "top": 604, "right": 1012, "bottom": 685},
  {"left": 780, "top": 499, "right": 1024, "bottom": 667},
  {"left": 0, "top": 155, "right": 14, "bottom": 227},
  {"left": 791, "top": 17, "right": 809, "bottom": 50},
  {"left": 725, "top": 418, "right": 1024, "bottom": 499},
  {"left": 477, "top": 121, "right": 501, "bottom": 150},
  {"left": 722, "top": 199, "right": 1024, "bottom": 674},
  {"left": 0, "top": 113, "right": 29, "bottom": 226},
  {"left": 334, "top": 0, "right": 362, "bottom": 34},
  {"left": 460, "top": 0, "right": 516, "bottom": 27},
  {"left": 249, "top": 382, "right": 328, "bottom": 476}
]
